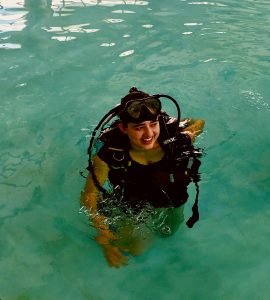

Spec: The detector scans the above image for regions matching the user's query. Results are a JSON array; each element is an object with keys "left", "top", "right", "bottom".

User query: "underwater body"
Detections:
[{"left": 1, "top": 0, "right": 270, "bottom": 299}]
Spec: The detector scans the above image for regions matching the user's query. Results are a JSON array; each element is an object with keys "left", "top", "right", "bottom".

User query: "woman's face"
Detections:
[{"left": 119, "top": 120, "right": 160, "bottom": 150}]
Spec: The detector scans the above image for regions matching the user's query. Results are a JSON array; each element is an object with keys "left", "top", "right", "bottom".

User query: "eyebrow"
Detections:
[{"left": 131, "top": 121, "right": 158, "bottom": 129}]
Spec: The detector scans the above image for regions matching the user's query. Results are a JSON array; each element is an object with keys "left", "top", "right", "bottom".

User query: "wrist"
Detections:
[
  {"left": 95, "top": 235, "right": 110, "bottom": 245},
  {"left": 95, "top": 231, "right": 116, "bottom": 246}
]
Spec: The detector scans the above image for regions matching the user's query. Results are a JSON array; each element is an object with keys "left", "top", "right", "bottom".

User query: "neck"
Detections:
[
  {"left": 129, "top": 144, "right": 165, "bottom": 165},
  {"left": 130, "top": 141, "right": 160, "bottom": 152}
]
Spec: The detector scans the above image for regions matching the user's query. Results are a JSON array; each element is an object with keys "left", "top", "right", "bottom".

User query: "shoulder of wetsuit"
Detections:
[
  {"left": 158, "top": 113, "right": 187, "bottom": 146},
  {"left": 97, "top": 120, "right": 129, "bottom": 166},
  {"left": 158, "top": 113, "right": 178, "bottom": 141},
  {"left": 99, "top": 120, "right": 129, "bottom": 149},
  {"left": 158, "top": 113, "right": 200, "bottom": 160}
]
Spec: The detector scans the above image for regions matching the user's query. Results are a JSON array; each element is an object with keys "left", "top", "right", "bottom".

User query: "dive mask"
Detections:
[{"left": 119, "top": 97, "right": 161, "bottom": 123}]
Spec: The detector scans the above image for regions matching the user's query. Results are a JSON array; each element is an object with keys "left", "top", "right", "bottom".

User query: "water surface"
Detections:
[{"left": 1, "top": 0, "right": 270, "bottom": 299}]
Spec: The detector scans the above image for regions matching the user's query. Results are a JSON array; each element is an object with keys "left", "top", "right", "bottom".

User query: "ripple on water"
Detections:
[
  {"left": 104, "top": 18, "right": 124, "bottom": 23},
  {"left": 136, "top": 49, "right": 194, "bottom": 72},
  {"left": 111, "top": 10, "right": 136, "bottom": 14},
  {"left": 119, "top": 49, "right": 135, "bottom": 57},
  {"left": 241, "top": 90, "right": 270, "bottom": 112},
  {"left": 0, "top": 11, "right": 27, "bottom": 33},
  {"left": 0, "top": 43, "right": 22, "bottom": 49}
]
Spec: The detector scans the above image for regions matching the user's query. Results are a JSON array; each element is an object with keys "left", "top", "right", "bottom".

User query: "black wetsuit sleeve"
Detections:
[
  {"left": 97, "top": 146, "right": 110, "bottom": 164},
  {"left": 96, "top": 126, "right": 128, "bottom": 165},
  {"left": 178, "top": 131, "right": 192, "bottom": 147}
]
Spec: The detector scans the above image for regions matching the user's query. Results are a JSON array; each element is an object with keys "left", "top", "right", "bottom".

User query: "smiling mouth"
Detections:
[{"left": 142, "top": 137, "right": 153, "bottom": 144}]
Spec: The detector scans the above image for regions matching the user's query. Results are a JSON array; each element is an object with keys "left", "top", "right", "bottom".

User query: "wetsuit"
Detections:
[{"left": 95, "top": 116, "right": 199, "bottom": 213}]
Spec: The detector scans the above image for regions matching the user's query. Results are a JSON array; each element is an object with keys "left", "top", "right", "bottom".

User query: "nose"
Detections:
[{"left": 143, "top": 125, "right": 152, "bottom": 137}]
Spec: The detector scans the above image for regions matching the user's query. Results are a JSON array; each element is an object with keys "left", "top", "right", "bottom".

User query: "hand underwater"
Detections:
[
  {"left": 102, "top": 244, "right": 129, "bottom": 268},
  {"left": 95, "top": 235, "right": 129, "bottom": 268}
]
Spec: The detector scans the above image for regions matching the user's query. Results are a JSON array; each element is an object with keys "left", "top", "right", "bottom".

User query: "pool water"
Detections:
[{"left": 1, "top": 0, "right": 270, "bottom": 299}]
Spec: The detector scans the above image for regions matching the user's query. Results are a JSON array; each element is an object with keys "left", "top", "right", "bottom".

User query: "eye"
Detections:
[{"left": 150, "top": 122, "right": 158, "bottom": 127}]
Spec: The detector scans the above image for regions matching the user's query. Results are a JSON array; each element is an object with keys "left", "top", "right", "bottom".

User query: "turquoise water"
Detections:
[{"left": 1, "top": 0, "right": 270, "bottom": 299}]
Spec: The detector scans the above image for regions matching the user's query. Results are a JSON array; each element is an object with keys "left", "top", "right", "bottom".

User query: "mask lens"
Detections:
[
  {"left": 126, "top": 98, "right": 161, "bottom": 119},
  {"left": 144, "top": 98, "right": 161, "bottom": 114},
  {"left": 126, "top": 100, "right": 142, "bottom": 118}
]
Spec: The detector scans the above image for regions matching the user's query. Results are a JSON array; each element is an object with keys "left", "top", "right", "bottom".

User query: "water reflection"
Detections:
[
  {"left": 0, "top": 0, "right": 149, "bottom": 56},
  {"left": 0, "top": 8, "right": 27, "bottom": 37},
  {"left": 0, "top": 0, "right": 145, "bottom": 45},
  {"left": 25, "top": 0, "right": 52, "bottom": 10},
  {"left": 50, "top": 0, "right": 149, "bottom": 6},
  {"left": 0, "top": 0, "right": 149, "bottom": 10},
  {"left": 0, "top": 1, "right": 53, "bottom": 51}
]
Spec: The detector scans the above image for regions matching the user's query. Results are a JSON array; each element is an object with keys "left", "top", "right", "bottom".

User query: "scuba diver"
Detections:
[{"left": 80, "top": 87, "right": 205, "bottom": 268}]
